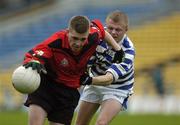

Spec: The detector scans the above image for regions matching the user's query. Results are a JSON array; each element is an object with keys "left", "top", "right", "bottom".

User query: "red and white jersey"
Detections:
[{"left": 23, "top": 20, "right": 105, "bottom": 88}]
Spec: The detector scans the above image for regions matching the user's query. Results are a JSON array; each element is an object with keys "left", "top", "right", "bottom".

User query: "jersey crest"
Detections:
[{"left": 60, "top": 58, "right": 69, "bottom": 66}]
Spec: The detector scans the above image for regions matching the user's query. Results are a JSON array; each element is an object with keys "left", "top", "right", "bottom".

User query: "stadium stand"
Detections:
[
  {"left": 0, "top": 0, "right": 54, "bottom": 21},
  {"left": 0, "top": 0, "right": 179, "bottom": 69},
  {"left": 0, "top": 0, "right": 180, "bottom": 112},
  {"left": 129, "top": 12, "right": 180, "bottom": 70},
  {"left": 128, "top": 13, "right": 180, "bottom": 95}
]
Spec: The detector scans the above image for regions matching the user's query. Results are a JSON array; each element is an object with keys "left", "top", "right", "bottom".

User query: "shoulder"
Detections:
[
  {"left": 54, "top": 30, "right": 68, "bottom": 39},
  {"left": 90, "top": 19, "right": 105, "bottom": 38},
  {"left": 121, "top": 35, "right": 135, "bottom": 56},
  {"left": 122, "top": 36, "right": 134, "bottom": 48},
  {"left": 91, "top": 19, "right": 104, "bottom": 30},
  {"left": 44, "top": 30, "right": 68, "bottom": 49}
]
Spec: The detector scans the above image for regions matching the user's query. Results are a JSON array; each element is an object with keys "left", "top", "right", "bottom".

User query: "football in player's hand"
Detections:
[{"left": 12, "top": 66, "right": 41, "bottom": 94}]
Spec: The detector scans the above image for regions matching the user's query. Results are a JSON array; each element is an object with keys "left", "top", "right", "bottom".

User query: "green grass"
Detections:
[{"left": 0, "top": 111, "right": 180, "bottom": 125}]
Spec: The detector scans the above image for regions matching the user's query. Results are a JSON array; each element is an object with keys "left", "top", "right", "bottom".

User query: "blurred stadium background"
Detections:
[{"left": 0, "top": 0, "right": 180, "bottom": 124}]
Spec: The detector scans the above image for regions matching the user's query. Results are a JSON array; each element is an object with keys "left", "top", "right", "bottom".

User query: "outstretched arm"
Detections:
[
  {"left": 91, "top": 72, "right": 113, "bottom": 85},
  {"left": 80, "top": 72, "right": 113, "bottom": 86},
  {"left": 104, "top": 30, "right": 121, "bottom": 51}
]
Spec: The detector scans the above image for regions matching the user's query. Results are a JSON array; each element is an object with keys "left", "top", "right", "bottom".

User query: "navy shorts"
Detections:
[{"left": 24, "top": 76, "right": 80, "bottom": 125}]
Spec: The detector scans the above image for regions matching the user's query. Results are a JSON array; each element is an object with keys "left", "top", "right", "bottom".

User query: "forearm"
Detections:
[
  {"left": 104, "top": 31, "right": 121, "bottom": 51},
  {"left": 91, "top": 72, "right": 114, "bottom": 85}
]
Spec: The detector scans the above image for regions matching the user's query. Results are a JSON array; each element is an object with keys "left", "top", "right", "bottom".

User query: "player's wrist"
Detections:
[{"left": 80, "top": 73, "right": 92, "bottom": 85}]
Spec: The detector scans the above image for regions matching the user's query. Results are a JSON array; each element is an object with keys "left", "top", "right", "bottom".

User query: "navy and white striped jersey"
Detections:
[{"left": 87, "top": 34, "right": 135, "bottom": 92}]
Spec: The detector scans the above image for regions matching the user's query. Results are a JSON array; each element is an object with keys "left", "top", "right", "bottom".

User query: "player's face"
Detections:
[
  {"left": 68, "top": 29, "right": 89, "bottom": 53},
  {"left": 106, "top": 19, "right": 127, "bottom": 42}
]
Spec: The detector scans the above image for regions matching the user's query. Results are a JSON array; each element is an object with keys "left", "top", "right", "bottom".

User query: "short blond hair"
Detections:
[{"left": 106, "top": 10, "right": 129, "bottom": 27}]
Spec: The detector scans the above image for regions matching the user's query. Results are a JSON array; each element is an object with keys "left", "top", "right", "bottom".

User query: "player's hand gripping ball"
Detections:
[{"left": 12, "top": 66, "right": 41, "bottom": 94}]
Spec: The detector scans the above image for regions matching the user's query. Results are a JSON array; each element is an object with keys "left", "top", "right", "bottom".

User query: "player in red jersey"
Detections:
[{"left": 23, "top": 15, "right": 121, "bottom": 125}]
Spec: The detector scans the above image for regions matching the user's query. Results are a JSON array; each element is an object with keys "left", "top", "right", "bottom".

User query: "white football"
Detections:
[{"left": 12, "top": 65, "right": 41, "bottom": 94}]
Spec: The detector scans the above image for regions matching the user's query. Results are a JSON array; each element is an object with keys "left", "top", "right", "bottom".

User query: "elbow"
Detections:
[{"left": 105, "top": 73, "right": 114, "bottom": 85}]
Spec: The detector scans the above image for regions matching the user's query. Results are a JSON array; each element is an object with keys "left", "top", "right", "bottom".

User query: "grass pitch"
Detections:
[{"left": 0, "top": 111, "right": 180, "bottom": 125}]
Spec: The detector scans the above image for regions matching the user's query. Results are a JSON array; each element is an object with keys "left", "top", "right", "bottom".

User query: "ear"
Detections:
[{"left": 125, "top": 25, "right": 128, "bottom": 32}]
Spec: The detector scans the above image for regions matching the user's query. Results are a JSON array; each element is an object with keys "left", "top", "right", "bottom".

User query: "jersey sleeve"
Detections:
[
  {"left": 23, "top": 33, "right": 59, "bottom": 65},
  {"left": 91, "top": 19, "right": 105, "bottom": 39},
  {"left": 106, "top": 38, "right": 135, "bottom": 81}
]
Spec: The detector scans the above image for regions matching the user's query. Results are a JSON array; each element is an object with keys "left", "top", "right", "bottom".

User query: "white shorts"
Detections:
[{"left": 80, "top": 85, "right": 132, "bottom": 109}]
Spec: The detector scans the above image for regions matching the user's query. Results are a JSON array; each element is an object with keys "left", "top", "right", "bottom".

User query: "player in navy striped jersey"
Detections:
[{"left": 76, "top": 11, "right": 135, "bottom": 125}]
